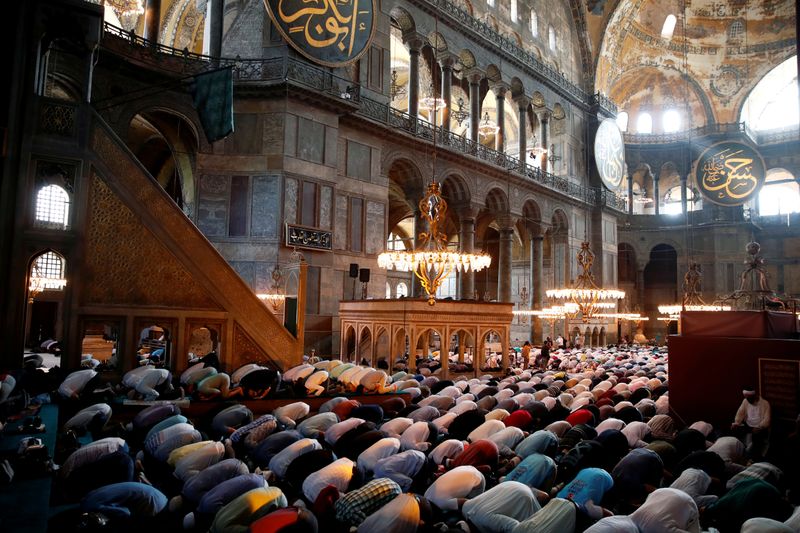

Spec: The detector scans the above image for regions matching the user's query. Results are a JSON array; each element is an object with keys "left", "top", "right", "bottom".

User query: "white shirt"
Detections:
[
  {"left": 400, "top": 421, "right": 435, "bottom": 452},
  {"left": 462, "top": 481, "right": 540, "bottom": 533},
  {"left": 373, "top": 450, "right": 427, "bottom": 491},
  {"left": 468, "top": 420, "right": 506, "bottom": 443},
  {"left": 58, "top": 369, "right": 97, "bottom": 398},
  {"left": 357, "top": 437, "right": 401, "bottom": 474},
  {"left": 61, "top": 437, "right": 126, "bottom": 478},
  {"left": 269, "top": 438, "right": 322, "bottom": 478},
  {"left": 325, "top": 418, "right": 365, "bottom": 446},
  {"left": 174, "top": 441, "right": 224, "bottom": 481},
  {"left": 380, "top": 417, "right": 414, "bottom": 438},
  {"left": 424, "top": 466, "right": 485, "bottom": 511},
  {"left": 429, "top": 439, "right": 465, "bottom": 465},
  {"left": 302, "top": 457, "right": 354, "bottom": 502}
]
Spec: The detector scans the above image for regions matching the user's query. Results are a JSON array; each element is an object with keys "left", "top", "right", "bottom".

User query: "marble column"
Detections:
[
  {"left": 498, "top": 221, "right": 515, "bottom": 302},
  {"left": 530, "top": 235, "right": 544, "bottom": 342},
  {"left": 410, "top": 208, "right": 424, "bottom": 298},
  {"left": 467, "top": 71, "right": 483, "bottom": 143},
  {"left": 405, "top": 37, "right": 424, "bottom": 120},
  {"left": 653, "top": 174, "right": 660, "bottom": 215},
  {"left": 628, "top": 173, "right": 634, "bottom": 215},
  {"left": 516, "top": 96, "right": 530, "bottom": 170},
  {"left": 439, "top": 55, "right": 456, "bottom": 132},
  {"left": 494, "top": 84, "right": 509, "bottom": 152},
  {"left": 459, "top": 207, "right": 476, "bottom": 299},
  {"left": 207, "top": 0, "right": 224, "bottom": 58},
  {"left": 539, "top": 111, "right": 550, "bottom": 173},
  {"left": 144, "top": 0, "right": 161, "bottom": 43},
  {"left": 680, "top": 176, "right": 688, "bottom": 215}
]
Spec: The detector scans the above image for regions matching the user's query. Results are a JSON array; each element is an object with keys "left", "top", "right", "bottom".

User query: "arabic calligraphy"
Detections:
[
  {"left": 696, "top": 142, "right": 765, "bottom": 206},
  {"left": 264, "top": 0, "right": 375, "bottom": 67},
  {"left": 286, "top": 224, "right": 332, "bottom": 251},
  {"left": 594, "top": 119, "right": 625, "bottom": 191}
]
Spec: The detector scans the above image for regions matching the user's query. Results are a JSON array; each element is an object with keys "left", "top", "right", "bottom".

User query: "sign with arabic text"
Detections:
[
  {"left": 286, "top": 224, "right": 332, "bottom": 251},
  {"left": 594, "top": 118, "right": 625, "bottom": 191},
  {"left": 695, "top": 141, "right": 765, "bottom": 206},
  {"left": 263, "top": 0, "right": 376, "bottom": 68}
]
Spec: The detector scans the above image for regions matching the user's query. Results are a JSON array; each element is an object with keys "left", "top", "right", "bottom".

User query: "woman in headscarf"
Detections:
[{"left": 621, "top": 421, "right": 651, "bottom": 448}]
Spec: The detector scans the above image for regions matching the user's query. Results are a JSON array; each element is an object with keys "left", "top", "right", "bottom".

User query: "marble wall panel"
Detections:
[
  {"left": 265, "top": 113, "right": 286, "bottom": 155},
  {"left": 282, "top": 114, "right": 295, "bottom": 156},
  {"left": 319, "top": 185, "right": 333, "bottom": 229},
  {"left": 284, "top": 178, "right": 298, "bottom": 224},
  {"left": 251, "top": 174, "right": 280, "bottom": 238},
  {"left": 231, "top": 261, "right": 255, "bottom": 288},
  {"left": 334, "top": 194, "right": 348, "bottom": 250},
  {"left": 197, "top": 174, "right": 229, "bottom": 237},
  {"left": 297, "top": 118, "right": 325, "bottom": 163},
  {"left": 365, "top": 201, "right": 385, "bottom": 254}
]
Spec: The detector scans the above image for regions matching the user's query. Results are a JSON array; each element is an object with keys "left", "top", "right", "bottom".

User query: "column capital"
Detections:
[
  {"left": 437, "top": 52, "right": 458, "bottom": 69},
  {"left": 514, "top": 95, "right": 531, "bottom": 109},
  {"left": 497, "top": 214, "right": 517, "bottom": 231},
  {"left": 462, "top": 68, "right": 485, "bottom": 84},
  {"left": 537, "top": 109, "right": 551, "bottom": 122},
  {"left": 457, "top": 204, "right": 479, "bottom": 221},
  {"left": 403, "top": 32, "right": 426, "bottom": 52},
  {"left": 491, "top": 81, "right": 510, "bottom": 96}
]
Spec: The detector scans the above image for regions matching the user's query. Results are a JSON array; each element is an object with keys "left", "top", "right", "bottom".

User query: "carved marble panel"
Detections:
[
  {"left": 251, "top": 174, "right": 280, "bottom": 238},
  {"left": 197, "top": 174, "right": 229, "bottom": 237}
]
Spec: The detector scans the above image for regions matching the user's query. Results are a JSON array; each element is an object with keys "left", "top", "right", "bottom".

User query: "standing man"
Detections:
[{"left": 521, "top": 341, "right": 532, "bottom": 370}]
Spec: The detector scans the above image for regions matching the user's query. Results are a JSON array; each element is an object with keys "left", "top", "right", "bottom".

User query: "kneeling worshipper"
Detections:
[
  {"left": 424, "top": 465, "right": 486, "bottom": 512},
  {"left": 210, "top": 486, "right": 288, "bottom": 533},
  {"left": 334, "top": 477, "right": 403, "bottom": 528},
  {"left": 629, "top": 488, "right": 701, "bottom": 533},
  {"left": 81, "top": 481, "right": 168, "bottom": 521},
  {"left": 460, "top": 480, "right": 541, "bottom": 532},
  {"left": 250, "top": 506, "right": 319, "bottom": 533}
]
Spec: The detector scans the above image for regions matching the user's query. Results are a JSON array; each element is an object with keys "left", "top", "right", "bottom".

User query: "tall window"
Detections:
[
  {"left": 396, "top": 282, "right": 409, "bottom": 298},
  {"left": 663, "top": 109, "right": 681, "bottom": 132},
  {"left": 548, "top": 26, "right": 556, "bottom": 51},
  {"left": 510, "top": 0, "right": 518, "bottom": 22},
  {"left": 758, "top": 169, "right": 800, "bottom": 216},
  {"left": 35, "top": 184, "right": 70, "bottom": 229},
  {"left": 616, "top": 111, "right": 629, "bottom": 132},
  {"left": 636, "top": 112, "right": 653, "bottom": 134},
  {"left": 661, "top": 14, "right": 677, "bottom": 39},
  {"left": 387, "top": 232, "right": 406, "bottom": 251},
  {"left": 741, "top": 56, "right": 799, "bottom": 132},
  {"left": 487, "top": 0, "right": 494, "bottom": 7},
  {"left": 530, "top": 10, "right": 538, "bottom": 36}
]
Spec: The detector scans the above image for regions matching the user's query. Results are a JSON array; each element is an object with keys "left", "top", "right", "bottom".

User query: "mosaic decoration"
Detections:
[
  {"left": 694, "top": 141, "right": 765, "bottom": 206},
  {"left": 710, "top": 65, "right": 744, "bottom": 100},
  {"left": 262, "top": 0, "right": 376, "bottom": 67}
]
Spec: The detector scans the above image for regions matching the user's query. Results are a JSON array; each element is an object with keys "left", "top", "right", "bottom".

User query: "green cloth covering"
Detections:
[{"left": 191, "top": 67, "right": 234, "bottom": 143}]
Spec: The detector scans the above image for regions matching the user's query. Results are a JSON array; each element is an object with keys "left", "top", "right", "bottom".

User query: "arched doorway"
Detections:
[{"left": 644, "top": 244, "right": 678, "bottom": 340}]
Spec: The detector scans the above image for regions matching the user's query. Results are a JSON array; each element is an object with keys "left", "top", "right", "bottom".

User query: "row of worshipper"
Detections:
[{"left": 47, "top": 345, "right": 800, "bottom": 532}]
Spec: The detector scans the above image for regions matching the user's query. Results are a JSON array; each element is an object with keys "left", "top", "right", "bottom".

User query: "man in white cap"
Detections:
[{"left": 732, "top": 386, "right": 771, "bottom": 459}]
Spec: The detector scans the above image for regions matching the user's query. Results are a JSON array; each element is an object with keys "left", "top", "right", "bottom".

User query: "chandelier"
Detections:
[
  {"left": 390, "top": 70, "right": 407, "bottom": 100},
  {"left": 546, "top": 241, "right": 625, "bottom": 322},
  {"left": 106, "top": 0, "right": 144, "bottom": 31},
  {"left": 256, "top": 264, "right": 286, "bottom": 312},
  {"left": 28, "top": 265, "right": 67, "bottom": 303},
  {"left": 658, "top": 262, "right": 731, "bottom": 319},
  {"left": 452, "top": 97, "right": 470, "bottom": 126},
  {"left": 419, "top": 94, "right": 447, "bottom": 113},
  {"left": 379, "top": 183, "right": 491, "bottom": 305},
  {"left": 477, "top": 111, "right": 499, "bottom": 137}
]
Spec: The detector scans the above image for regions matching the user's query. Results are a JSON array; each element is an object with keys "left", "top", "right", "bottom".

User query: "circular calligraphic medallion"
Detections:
[
  {"left": 694, "top": 141, "right": 765, "bottom": 206},
  {"left": 593, "top": 118, "right": 625, "bottom": 191},
  {"left": 263, "top": 0, "right": 376, "bottom": 68}
]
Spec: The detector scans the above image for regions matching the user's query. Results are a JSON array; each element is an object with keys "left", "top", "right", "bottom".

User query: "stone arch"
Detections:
[
  {"left": 600, "top": 327, "right": 607, "bottom": 346},
  {"left": 551, "top": 208, "right": 569, "bottom": 235},
  {"left": 532, "top": 91, "right": 546, "bottom": 109},
  {"left": 125, "top": 107, "right": 200, "bottom": 214},
  {"left": 415, "top": 327, "right": 444, "bottom": 360},
  {"left": 510, "top": 77, "right": 525, "bottom": 99},
  {"left": 161, "top": 0, "right": 204, "bottom": 52},
  {"left": 485, "top": 187, "right": 510, "bottom": 215},
  {"left": 592, "top": 326, "right": 599, "bottom": 347},
  {"left": 389, "top": 6, "right": 416, "bottom": 33},
  {"left": 440, "top": 172, "right": 472, "bottom": 206},
  {"left": 374, "top": 327, "right": 390, "bottom": 368},
  {"left": 485, "top": 64, "right": 502, "bottom": 84},
  {"left": 479, "top": 328, "right": 503, "bottom": 370},
  {"left": 459, "top": 49, "right": 477, "bottom": 70},
  {"left": 385, "top": 156, "right": 426, "bottom": 231},
  {"left": 521, "top": 198, "right": 543, "bottom": 236},
  {"left": 447, "top": 328, "right": 476, "bottom": 368},
  {"left": 358, "top": 325, "right": 373, "bottom": 364},
  {"left": 393, "top": 327, "right": 409, "bottom": 367},
  {"left": 343, "top": 325, "right": 356, "bottom": 361},
  {"left": 428, "top": 31, "right": 448, "bottom": 53}
]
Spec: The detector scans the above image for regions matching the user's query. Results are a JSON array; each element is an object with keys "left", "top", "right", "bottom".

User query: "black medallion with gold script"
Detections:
[
  {"left": 594, "top": 118, "right": 625, "bottom": 192},
  {"left": 263, "top": 0, "right": 376, "bottom": 68},
  {"left": 695, "top": 141, "right": 765, "bottom": 206}
]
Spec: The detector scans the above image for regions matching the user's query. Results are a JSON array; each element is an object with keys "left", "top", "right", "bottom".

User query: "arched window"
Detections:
[
  {"left": 662, "top": 185, "right": 700, "bottom": 215},
  {"left": 758, "top": 169, "right": 800, "bottom": 216},
  {"left": 487, "top": 0, "right": 494, "bottom": 7},
  {"left": 396, "top": 282, "right": 409, "bottom": 298},
  {"left": 616, "top": 111, "right": 629, "bottom": 132},
  {"left": 387, "top": 232, "right": 406, "bottom": 251},
  {"left": 741, "top": 56, "right": 798, "bottom": 132},
  {"left": 510, "top": 0, "right": 517, "bottom": 22},
  {"left": 662, "top": 109, "right": 681, "bottom": 132},
  {"left": 728, "top": 20, "right": 744, "bottom": 41},
  {"left": 30, "top": 251, "right": 66, "bottom": 292},
  {"left": 530, "top": 10, "right": 538, "bottom": 36},
  {"left": 548, "top": 26, "right": 556, "bottom": 51},
  {"left": 636, "top": 112, "right": 653, "bottom": 134},
  {"left": 35, "top": 184, "right": 70, "bottom": 229},
  {"left": 661, "top": 14, "right": 677, "bottom": 39}
]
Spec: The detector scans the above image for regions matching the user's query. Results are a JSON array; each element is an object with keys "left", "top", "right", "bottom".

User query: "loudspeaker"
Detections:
[
  {"left": 359, "top": 268, "right": 371, "bottom": 283},
  {"left": 349, "top": 264, "right": 359, "bottom": 278}
]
